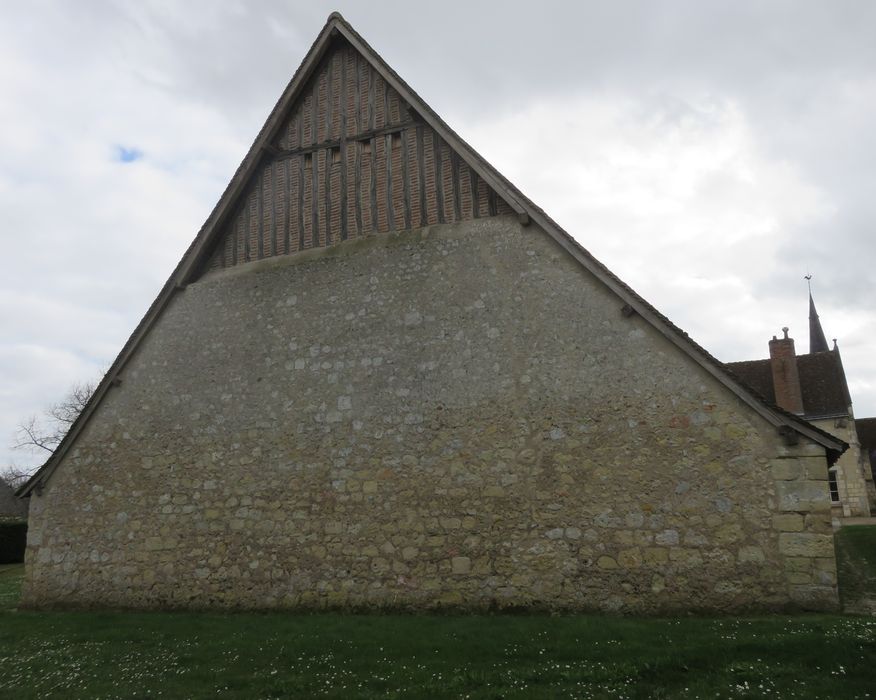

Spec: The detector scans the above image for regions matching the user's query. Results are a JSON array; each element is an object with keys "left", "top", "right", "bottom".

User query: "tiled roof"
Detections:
[
  {"left": 726, "top": 350, "right": 851, "bottom": 419},
  {"left": 724, "top": 358, "right": 775, "bottom": 404}
]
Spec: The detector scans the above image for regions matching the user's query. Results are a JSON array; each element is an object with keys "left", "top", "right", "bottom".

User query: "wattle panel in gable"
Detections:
[{"left": 202, "top": 41, "right": 512, "bottom": 276}]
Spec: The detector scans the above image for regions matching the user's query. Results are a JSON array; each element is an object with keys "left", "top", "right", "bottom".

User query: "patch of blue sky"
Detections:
[{"left": 114, "top": 145, "right": 143, "bottom": 163}]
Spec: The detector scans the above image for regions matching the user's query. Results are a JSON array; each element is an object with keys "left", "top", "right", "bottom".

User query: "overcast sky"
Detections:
[{"left": 2, "top": 1, "right": 874, "bottom": 473}]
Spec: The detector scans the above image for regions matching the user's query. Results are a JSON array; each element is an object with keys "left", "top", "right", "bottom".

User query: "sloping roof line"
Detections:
[
  {"left": 726, "top": 350, "right": 853, "bottom": 420},
  {"left": 18, "top": 12, "right": 844, "bottom": 496}
]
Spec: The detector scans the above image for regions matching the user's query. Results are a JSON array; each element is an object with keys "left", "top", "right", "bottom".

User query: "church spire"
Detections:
[{"left": 806, "top": 275, "right": 829, "bottom": 353}]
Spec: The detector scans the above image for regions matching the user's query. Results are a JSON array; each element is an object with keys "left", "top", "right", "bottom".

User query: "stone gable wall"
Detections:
[{"left": 23, "top": 217, "right": 837, "bottom": 612}]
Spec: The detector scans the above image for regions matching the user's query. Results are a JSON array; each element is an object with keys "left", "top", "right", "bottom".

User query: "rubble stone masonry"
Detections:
[{"left": 23, "top": 217, "right": 838, "bottom": 612}]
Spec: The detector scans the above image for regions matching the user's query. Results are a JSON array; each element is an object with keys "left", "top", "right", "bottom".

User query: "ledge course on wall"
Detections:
[{"left": 23, "top": 217, "right": 838, "bottom": 612}]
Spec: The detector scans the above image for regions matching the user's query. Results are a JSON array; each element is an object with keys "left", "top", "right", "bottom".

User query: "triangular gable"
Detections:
[
  {"left": 19, "top": 12, "right": 844, "bottom": 496},
  {"left": 199, "top": 38, "right": 513, "bottom": 275}
]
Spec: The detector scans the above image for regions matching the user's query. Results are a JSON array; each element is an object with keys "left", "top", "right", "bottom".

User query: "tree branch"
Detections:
[{"left": 11, "top": 379, "right": 97, "bottom": 457}]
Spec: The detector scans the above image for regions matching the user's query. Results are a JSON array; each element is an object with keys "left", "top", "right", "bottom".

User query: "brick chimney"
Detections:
[{"left": 769, "top": 327, "right": 804, "bottom": 414}]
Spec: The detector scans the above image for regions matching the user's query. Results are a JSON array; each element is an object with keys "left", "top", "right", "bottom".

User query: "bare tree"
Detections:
[
  {"left": 13, "top": 381, "right": 96, "bottom": 455},
  {"left": 7, "top": 380, "right": 97, "bottom": 484},
  {"left": 0, "top": 464, "right": 32, "bottom": 491}
]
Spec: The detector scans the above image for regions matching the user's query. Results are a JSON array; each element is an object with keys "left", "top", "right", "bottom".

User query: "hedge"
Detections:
[{"left": 0, "top": 521, "right": 27, "bottom": 564}]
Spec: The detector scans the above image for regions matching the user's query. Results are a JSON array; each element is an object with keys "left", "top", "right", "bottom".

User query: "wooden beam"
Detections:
[
  {"left": 269, "top": 163, "right": 277, "bottom": 257},
  {"left": 311, "top": 65, "right": 319, "bottom": 146},
  {"left": 470, "top": 170, "right": 480, "bottom": 219},
  {"left": 269, "top": 122, "right": 412, "bottom": 160},
  {"left": 353, "top": 51, "right": 362, "bottom": 136},
  {"left": 311, "top": 150, "right": 318, "bottom": 247},
  {"left": 369, "top": 136, "right": 377, "bottom": 231},
  {"left": 385, "top": 134, "right": 394, "bottom": 230},
  {"left": 339, "top": 52, "right": 348, "bottom": 240},
  {"left": 451, "top": 150, "right": 461, "bottom": 222},
  {"left": 297, "top": 90, "right": 304, "bottom": 149},
  {"left": 417, "top": 125, "right": 426, "bottom": 227},
  {"left": 284, "top": 159, "right": 291, "bottom": 253},
  {"left": 325, "top": 53, "right": 333, "bottom": 140},
  {"left": 297, "top": 155, "right": 305, "bottom": 251},
  {"left": 368, "top": 63, "right": 375, "bottom": 131},
  {"left": 325, "top": 148, "right": 332, "bottom": 245},
  {"left": 383, "top": 75, "right": 390, "bottom": 128},
  {"left": 244, "top": 191, "right": 252, "bottom": 262},
  {"left": 256, "top": 169, "right": 264, "bottom": 259},
  {"left": 401, "top": 129, "right": 411, "bottom": 230},
  {"left": 354, "top": 141, "right": 362, "bottom": 236},
  {"left": 231, "top": 208, "right": 238, "bottom": 266},
  {"left": 434, "top": 134, "right": 444, "bottom": 224}
]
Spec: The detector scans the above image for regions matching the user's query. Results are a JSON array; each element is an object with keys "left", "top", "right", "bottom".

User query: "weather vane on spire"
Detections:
[{"left": 805, "top": 273, "right": 812, "bottom": 294}]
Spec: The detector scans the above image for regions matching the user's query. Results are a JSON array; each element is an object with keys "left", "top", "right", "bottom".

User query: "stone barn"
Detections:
[{"left": 19, "top": 13, "right": 845, "bottom": 612}]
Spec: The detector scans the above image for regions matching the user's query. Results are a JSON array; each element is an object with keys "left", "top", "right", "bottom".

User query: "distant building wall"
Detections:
[
  {"left": 809, "top": 417, "right": 873, "bottom": 520},
  {"left": 855, "top": 418, "right": 876, "bottom": 511},
  {"left": 23, "top": 218, "right": 838, "bottom": 612},
  {"left": 0, "top": 482, "right": 27, "bottom": 521}
]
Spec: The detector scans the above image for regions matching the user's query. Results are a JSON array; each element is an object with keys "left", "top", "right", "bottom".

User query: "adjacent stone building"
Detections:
[
  {"left": 727, "top": 294, "right": 875, "bottom": 521},
  {"left": 18, "top": 13, "right": 846, "bottom": 613},
  {"left": 856, "top": 418, "right": 876, "bottom": 484}
]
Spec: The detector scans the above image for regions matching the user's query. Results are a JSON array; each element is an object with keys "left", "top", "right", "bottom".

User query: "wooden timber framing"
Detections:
[
  {"left": 18, "top": 12, "right": 846, "bottom": 497},
  {"left": 200, "top": 34, "right": 511, "bottom": 272}
]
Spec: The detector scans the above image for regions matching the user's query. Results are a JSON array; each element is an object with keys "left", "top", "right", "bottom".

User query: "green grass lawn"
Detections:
[{"left": 0, "top": 563, "right": 873, "bottom": 699}]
